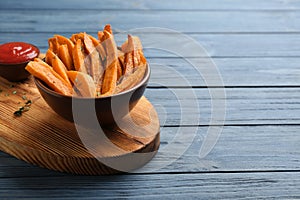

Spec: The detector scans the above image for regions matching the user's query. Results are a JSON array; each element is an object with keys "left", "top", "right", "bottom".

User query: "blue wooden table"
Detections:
[{"left": 1, "top": 0, "right": 300, "bottom": 199}]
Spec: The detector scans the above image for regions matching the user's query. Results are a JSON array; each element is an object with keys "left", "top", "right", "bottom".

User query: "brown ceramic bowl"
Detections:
[
  {"left": 0, "top": 61, "right": 32, "bottom": 82},
  {"left": 34, "top": 64, "right": 150, "bottom": 127},
  {"left": 0, "top": 42, "right": 40, "bottom": 82}
]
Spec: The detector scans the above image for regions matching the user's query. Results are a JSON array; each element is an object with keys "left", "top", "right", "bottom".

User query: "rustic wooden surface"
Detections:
[
  {"left": 0, "top": 77, "right": 160, "bottom": 175},
  {"left": 0, "top": 0, "right": 300, "bottom": 199}
]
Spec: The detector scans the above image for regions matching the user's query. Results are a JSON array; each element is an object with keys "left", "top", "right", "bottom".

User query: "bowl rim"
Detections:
[
  {"left": 34, "top": 63, "right": 150, "bottom": 100},
  {"left": 0, "top": 42, "right": 40, "bottom": 65}
]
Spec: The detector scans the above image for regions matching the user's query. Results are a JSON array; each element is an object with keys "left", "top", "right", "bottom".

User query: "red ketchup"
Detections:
[{"left": 0, "top": 42, "right": 39, "bottom": 64}]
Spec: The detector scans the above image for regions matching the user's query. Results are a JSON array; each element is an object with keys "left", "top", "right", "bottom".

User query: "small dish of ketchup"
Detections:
[{"left": 0, "top": 42, "right": 40, "bottom": 82}]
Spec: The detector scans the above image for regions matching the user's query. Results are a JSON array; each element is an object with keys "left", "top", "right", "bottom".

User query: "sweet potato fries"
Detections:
[{"left": 26, "top": 24, "right": 147, "bottom": 97}]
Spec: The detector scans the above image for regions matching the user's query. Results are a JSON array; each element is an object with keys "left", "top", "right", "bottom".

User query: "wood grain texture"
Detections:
[
  {"left": 149, "top": 57, "right": 300, "bottom": 87},
  {"left": 0, "top": 77, "right": 160, "bottom": 175},
  {"left": 1, "top": 10, "right": 300, "bottom": 33},
  {"left": 0, "top": 172, "right": 299, "bottom": 199},
  {"left": 1, "top": 33, "right": 300, "bottom": 58},
  {"left": 1, "top": 0, "right": 300, "bottom": 10},
  {"left": 0, "top": 125, "right": 299, "bottom": 177},
  {"left": 145, "top": 88, "right": 300, "bottom": 126}
]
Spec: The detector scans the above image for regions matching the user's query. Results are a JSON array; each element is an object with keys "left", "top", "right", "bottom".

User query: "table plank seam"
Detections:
[
  {"left": 1, "top": 170, "right": 300, "bottom": 179},
  {"left": 3, "top": 31, "right": 300, "bottom": 35},
  {"left": 162, "top": 124, "right": 300, "bottom": 127},
  {"left": 3, "top": 8, "right": 300, "bottom": 12},
  {"left": 147, "top": 85, "right": 300, "bottom": 89}
]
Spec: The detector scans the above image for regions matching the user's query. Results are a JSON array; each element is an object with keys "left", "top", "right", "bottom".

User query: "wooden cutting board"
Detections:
[{"left": 0, "top": 76, "right": 160, "bottom": 175}]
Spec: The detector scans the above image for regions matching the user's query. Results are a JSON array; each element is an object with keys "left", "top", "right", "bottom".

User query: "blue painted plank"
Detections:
[
  {"left": 0, "top": 10, "right": 300, "bottom": 33},
  {"left": 0, "top": 125, "right": 299, "bottom": 177},
  {"left": 144, "top": 88, "right": 300, "bottom": 126},
  {"left": 1, "top": 0, "right": 300, "bottom": 10},
  {"left": 1, "top": 33, "right": 300, "bottom": 58},
  {"left": 0, "top": 172, "right": 299, "bottom": 199},
  {"left": 148, "top": 57, "right": 300, "bottom": 87}
]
